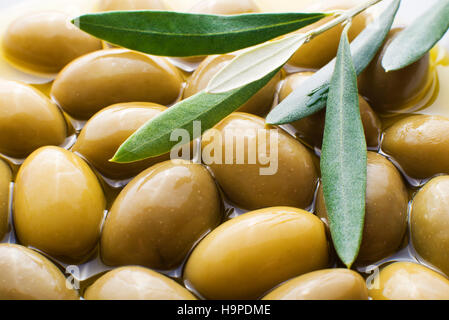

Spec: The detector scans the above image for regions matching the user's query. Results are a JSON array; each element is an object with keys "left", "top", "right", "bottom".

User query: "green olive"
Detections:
[
  {"left": 101, "top": 160, "right": 222, "bottom": 270},
  {"left": 382, "top": 115, "right": 449, "bottom": 179},
  {"left": 98, "top": 0, "right": 166, "bottom": 11},
  {"left": 184, "top": 55, "right": 281, "bottom": 116},
  {"left": 2, "top": 12, "right": 103, "bottom": 74},
  {"left": 0, "top": 160, "right": 11, "bottom": 240},
  {"left": 316, "top": 152, "right": 408, "bottom": 264},
  {"left": 288, "top": 0, "right": 368, "bottom": 69},
  {"left": 278, "top": 72, "right": 381, "bottom": 149},
  {"left": 0, "top": 244, "right": 79, "bottom": 300},
  {"left": 262, "top": 269, "right": 368, "bottom": 300},
  {"left": 358, "top": 28, "right": 431, "bottom": 113},
  {"left": 369, "top": 262, "right": 449, "bottom": 300},
  {"left": 0, "top": 80, "right": 67, "bottom": 158},
  {"left": 202, "top": 112, "right": 318, "bottom": 210},
  {"left": 13, "top": 146, "right": 106, "bottom": 263},
  {"left": 85, "top": 266, "right": 196, "bottom": 300},
  {"left": 72, "top": 102, "right": 169, "bottom": 180},
  {"left": 411, "top": 176, "right": 449, "bottom": 277},
  {"left": 184, "top": 207, "right": 329, "bottom": 300},
  {"left": 189, "top": 0, "right": 259, "bottom": 14},
  {"left": 51, "top": 49, "right": 183, "bottom": 120}
]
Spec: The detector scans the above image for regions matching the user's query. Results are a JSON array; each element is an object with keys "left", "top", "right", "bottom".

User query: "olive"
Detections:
[
  {"left": 278, "top": 72, "right": 381, "bottom": 149},
  {"left": 189, "top": 0, "right": 259, "bottom": 14},
  {"left": 72, "top": 102, "right": 169, "bottom": 180},
  {"left": 85, "top": 266, "right": 196, "bottom": 300},
  {"left": 382, "top": 115, "right": 449, "bottom": 179},
  {"left": 411, "top": 176, "right": 449, "bottom": 277},
  {"left": 13, "top": 147, "right": 106, "bottom": 263},
  {"left": 316, "top": 152, "right": 408, "bottom": 264},
  {"left": 184, "top": 207, "right": 329, "bottom": 300},
  {"left": 288, "top": 1, "right": 368, "bottom": 69},
  {"left": 201, "top": 112, "right": 318, "bottom": 210},
  {"left": 183, "top": 55, "right": 281, "bottom": 116},
  {"left": 358, "top": 28, "right": 430, "bottom": 113},
  {"left": 0, "top": 80, "right": 67, "bottom": 159},
  {"left": 51, "top": 49, "right": 183, "bottom": 120},
  {"left": 0, "top": 244, "right": 79, "bottom": 300},
  {"left": 2, "top": 12, "right": 102, "bottom": 74},
  {"left": 369, "top": 262, "right": 449, "bottom": 300},
  {"left": 0, "top": 160, "right": 11, "bottom": 240},
  {"left": 98, "top": 0, "right": 166, "bottom": 11},
  {"left": 262, "top": 269, "right": 368, "bottom": 300},
  {"left": 101, "top": 160, "right": 222, "bottom": 270}
]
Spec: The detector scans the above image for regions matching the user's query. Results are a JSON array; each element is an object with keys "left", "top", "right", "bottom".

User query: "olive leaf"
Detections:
[
  {"left": 73, "top": 11, "right": 326, "bottom": 57},
  {"left": 321, "top": 27, "right": 367, "bottom": 267},
  {"left": 206, "top": 34, "right": 306, "bottom": 93},
  {"left": 266, "top": 0, "right": 401, "bottom": 125},
  {"left": 112, "top": 69, "right": 280, "bottom": 162},
  {"left": 382, "top": 0, "right": 449, "bottom": 71}
]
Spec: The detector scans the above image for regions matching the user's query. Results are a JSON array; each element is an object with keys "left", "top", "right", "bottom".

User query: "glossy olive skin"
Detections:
[
  {"left": 279, "top": 72, "right": 381, "bottom": 149},
  {"left": 369, "top": 262, "right": 449, "bottom": 300},
  {"left": 0, "top": 160, "right": 11, "bottom": 240},
  {"left": 2, "top": 12, "right": 102, "bottom": 74},
  {"left": 101, "top": 160, "right": 222, "bottom": 270},
  {"left": 184, "top": 207, "right": 329, "bottom": 300},
  {"left": 0, "top": 244, "right": 79, "bottom": 300},
  {"left": 13, "top": 147, "right": 106, "bottom": 263},
  {"left": 411, "top": 176, "right": 449, "bottom": 277},
  {"left": 202, "top": 112, "right": 318, "bottom": 210},
  {"left": 382, "top": 115, "right": 449, "bottom": 179},
  {"left": 358, "top": 28, "right": 430, "bottom": 113},
  {"left": 317, "top": 152, "right": 408, "bottom": 264},
  {"left": 51, "top": 49, "right": 183, "bottom": 119},
  {"left": 288, "top": 1, "right": 367, "bottom": 69},
  {"left": 0, "top": 80, "right": 67, "bottom": 158},
  {"left": 72, "top": 103, "right": 169, "bottom": 180},
  {"left": 184, "top": 55, "right": 280, "bottom": 116},
  {"left": 98, "top": 0, "right": 166, "bottom": 11},
  {"left": 189, "top": 0, "right": 259, "bottom": 14},
  {"left": 263, "top": 269, "right": 368, "bottom": 300},
  {"left": 85, "top": 266, "right": 196, "bottom": 300}
]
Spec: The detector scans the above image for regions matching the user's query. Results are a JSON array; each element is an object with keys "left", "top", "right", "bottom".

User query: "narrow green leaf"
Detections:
[
  {"left": 321, "top": 29, "right": 367, "bottom": 267},
  {"left": 266, "top": 0, "right": 400, "bottom": 125},
  {"left": 112, "top": 69, "right": 280, "bottom": 163},
  {"left": 382, "top": 0, "right": 449, "bottom": 71},
  {"left": 73, "top": 11, "right": 326, "bottom": 57},
  {"left": 206, "top": 34, "right": 306, "bottom": 93}
]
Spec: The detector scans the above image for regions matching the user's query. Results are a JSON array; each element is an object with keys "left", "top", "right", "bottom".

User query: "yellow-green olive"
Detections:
[
  {"left": 85, "top": 266, "right": 196, "bottom": 300},
  {"left": 202, "top": 112, "right": 318, "bottom": 210},
  {"left": 317, "top": 152, "right": 408, "bottom": 264},
  {"left": 0, "top": 244, "right": 79, "bottom": 300},
  {"left": 0, "top": 160, "right": 11, "bottom": 240},
  {"left": 72, "top": 102, "right": 169, "bottom": 180},
  {"left": 278, "top": 72, "right": 381, "bottom": 149},
  {"left": 2, "top": 12, "right": 103, "bottom": 74},
  {"left": 288, "top": 0, "right": 368, "bottom": 69},
  {"left": 184, "top": 55, "right": 281, "bottom": 116},
  {"left": 98, "top": 0, "right": 166, "bottom": 11},
  {"left": 184, "top": 207, "right": 329, "bottom": 300},
  {"left": 189, "top": 0, "right": 259, "bottom": 14},
  {"left": 369, "top": 262, "right": 449, "bottom": 300},
  {"left": 101, "top": 160, "right": 222, "bottom": 270},
  {"left": 382, "top": 115, "right": 449, "bottom": 179},
  {"left": 262, "top": 269, "right": 368, "bottom": 300},
  {"left": 358, "top": 28, "right": 431, "bottom": 113},
  {"left": 0, "top": 80, "right": 67, "bottom": 158},
  {"left": 51, "top": 49, "right": 183, "bottom": 120},
  {"left": 13, "top": 147, "right": 106, "bottom": 263},
  {"left": 411, "top": 176, "right": 449, "bottom": 277}
]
